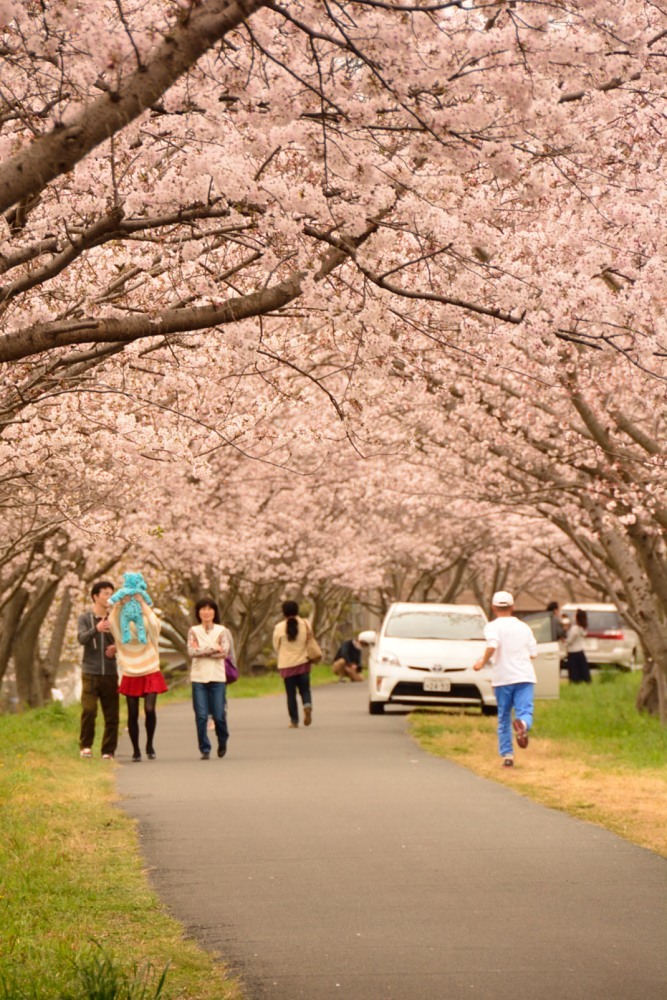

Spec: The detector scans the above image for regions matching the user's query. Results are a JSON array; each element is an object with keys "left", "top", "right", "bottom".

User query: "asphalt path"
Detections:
[{"left": 116, "top": 683, "right": 667, "bottom": 1000}]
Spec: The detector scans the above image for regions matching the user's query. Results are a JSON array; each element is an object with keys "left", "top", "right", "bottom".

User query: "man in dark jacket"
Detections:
[
  {"left": 77, "top": 580, "right": 119, "bottom": 759},
  {"left": 332, "top": 637, "right": 364, "bottom": 682},
  {"left": 547, "top": 601, "right": 566, "bottom": 641}
]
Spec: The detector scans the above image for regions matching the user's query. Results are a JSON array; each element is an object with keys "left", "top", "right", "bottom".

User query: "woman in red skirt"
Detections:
[{"left": 108, "top": 577, "right": 167, "bottom": 762}]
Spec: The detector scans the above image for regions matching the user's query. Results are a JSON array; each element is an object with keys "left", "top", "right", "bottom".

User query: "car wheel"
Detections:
[
  {"left": 481, "top": 705, "right": 498, "bottom": 717},
  {"left": 369, "top": 701, "right": 385, "bottom": 715}
]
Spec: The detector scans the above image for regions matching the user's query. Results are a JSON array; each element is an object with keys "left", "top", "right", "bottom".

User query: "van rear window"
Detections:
[{"left": 581, "top": 611, "right": 621, "bottom": 632}]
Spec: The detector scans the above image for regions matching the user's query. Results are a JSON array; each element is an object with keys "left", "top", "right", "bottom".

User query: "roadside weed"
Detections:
[{"left": 60, "top": 945, "right": 169, "bottom": 1000}]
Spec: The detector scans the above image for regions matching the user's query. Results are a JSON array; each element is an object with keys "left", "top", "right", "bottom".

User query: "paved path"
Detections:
[{"left": 116, "top": 683, "right": 667, "bottom": 1000}]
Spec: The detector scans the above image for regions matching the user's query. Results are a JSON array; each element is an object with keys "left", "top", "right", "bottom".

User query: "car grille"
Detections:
[
  {"left": 408, "top": 665, "right": 468, "bottom": 673},
  {"left": 390, "top": 682, "right": 481, "bottom": 701}
]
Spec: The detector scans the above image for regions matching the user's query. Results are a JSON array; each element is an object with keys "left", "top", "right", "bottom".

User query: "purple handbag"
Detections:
[{"left": 224, "top": 656, "right": 239, "bottom": 683}]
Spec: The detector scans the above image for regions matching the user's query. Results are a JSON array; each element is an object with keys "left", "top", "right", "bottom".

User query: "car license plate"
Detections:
[{"left": 424, "top": 677, "right": 451, "bottom": 693}]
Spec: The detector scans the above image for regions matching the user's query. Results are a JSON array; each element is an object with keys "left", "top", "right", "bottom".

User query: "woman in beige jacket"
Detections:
[{"left": 272, "top": 600, "right": 314, "bottom": 728}]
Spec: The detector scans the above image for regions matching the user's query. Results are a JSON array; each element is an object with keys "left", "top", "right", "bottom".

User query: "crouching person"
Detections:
[{"left": 332, "top": 637, "right": 364, "bottom": 682}]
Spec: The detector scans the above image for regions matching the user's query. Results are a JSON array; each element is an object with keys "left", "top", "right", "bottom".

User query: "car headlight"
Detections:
[{"left": 380, "top": 652, "right": 401, "bottom": 667}]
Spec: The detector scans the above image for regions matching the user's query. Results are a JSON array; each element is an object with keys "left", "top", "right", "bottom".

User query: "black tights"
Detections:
[{"left": 126, "top": 693, "right": 158, "bottom": 755}]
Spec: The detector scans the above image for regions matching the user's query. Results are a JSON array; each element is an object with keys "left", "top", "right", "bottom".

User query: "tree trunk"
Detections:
[
  {"left": 556, "top": 503, "right": 667, "bottom": 723},
  {"left": 13, "top": 580, "right": 60, "bottom": 708},
  {"left": 0, "top": 588, "right": 30, "bottom": 686},
  {"left": 14, "top": 635, "right": 42, "bottom": 708},
  {"left": 153, "top": 571, "right": 284, "bottom": 675},
  {"left": 229, "top": 580, "right": 283, "bottom": 669},
  {"left": 636, "top": 655, "right": 667, "bottom": 724},
  {"left": 39, "top": 588, "right": 73, "bottom": 703}
]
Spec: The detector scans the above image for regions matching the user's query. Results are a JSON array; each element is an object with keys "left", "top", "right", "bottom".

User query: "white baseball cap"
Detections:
[{"left": 492, "top": 590, "right": 514, "bottom": 607}]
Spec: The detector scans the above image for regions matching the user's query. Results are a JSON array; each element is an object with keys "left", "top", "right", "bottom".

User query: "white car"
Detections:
[
  {"left": 560, "top": 603, "right": 641, "bottom": 671},
  {"left": 360, "top": 602, "right": 560, "bottom": 715}
]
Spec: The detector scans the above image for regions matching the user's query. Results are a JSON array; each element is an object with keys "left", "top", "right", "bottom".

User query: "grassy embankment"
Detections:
[
  {"left": 3, "top": 667, "right": 665, "bottom": 997},
  {"left": 409, "top": 669, "right": 667, "bottom": 858},
  {"left": 0, "top": 665, "right": 334, "bottom": 1000}
]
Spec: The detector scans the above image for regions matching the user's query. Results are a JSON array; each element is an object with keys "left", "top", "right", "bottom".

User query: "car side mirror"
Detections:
[{"left": 358, "top": 630, "right": 376, "bottom": 645}]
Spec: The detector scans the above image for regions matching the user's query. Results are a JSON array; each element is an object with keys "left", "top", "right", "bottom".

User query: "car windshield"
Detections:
[{"left": 384, "top": 610, "right": 486, "bottom": 640}]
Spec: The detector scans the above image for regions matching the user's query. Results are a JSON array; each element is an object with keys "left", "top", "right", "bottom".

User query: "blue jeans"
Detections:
[
  {"left": 284, "top": 673, "right": 312, "bottom": 725},
  {"left": 192, "top": 681, "right": 229, "bottom": 754},
  {"left": 495, "top": 682, "right": 534, "bottom": 758}
]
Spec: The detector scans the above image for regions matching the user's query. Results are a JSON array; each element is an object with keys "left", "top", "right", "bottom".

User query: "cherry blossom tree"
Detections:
[
  {"left": 403, "top": 344, "right": 667, "bottom": 720},
  {"left": 1, "top": 1, "right": 666, "bottom": 717},
  {"left": 0, "top": 0, "right": 664, "bottom": 372}
]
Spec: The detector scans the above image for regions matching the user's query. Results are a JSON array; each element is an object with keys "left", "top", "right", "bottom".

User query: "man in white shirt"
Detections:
[{"left": 473, "top": 591, "right": 537, "bottom": 768}]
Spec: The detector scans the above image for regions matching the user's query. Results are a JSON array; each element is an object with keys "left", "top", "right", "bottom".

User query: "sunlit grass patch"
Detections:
[
  {"left": 535, "top": 671, "right": 667, "bottom": 768},
  {"left": 0, "top": 703, "right": 241, "bottom": 1000}
]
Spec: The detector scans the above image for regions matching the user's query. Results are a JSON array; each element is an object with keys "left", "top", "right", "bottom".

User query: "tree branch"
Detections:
[
  {"left": 0, "top": 217, "right": 380, "bottom": 362},
  {"left": 0, "top": 0, "right": 267, "bottom": 214}
]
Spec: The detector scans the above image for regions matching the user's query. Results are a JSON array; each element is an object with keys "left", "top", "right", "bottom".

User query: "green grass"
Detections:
[
  {"left": 0, "top": 703, "right": 240, "bottom": 1000},
  {"left": 0, "top": 665, "right": 338, "bottom": 998},
  {"left": 533, "top": 671, "right": 667, "bottom": 769},
  {"left": 411, "top": 671, "right": 667, "bottom": 771},
  {"left": 228, "top": 662, "right": 336, "bottom": 698},
  {"left": 163, "top": 662, "right": 337, "bottom": 703},
  {"left": 10, "top": 667, "right": 659, "bottom": 996}
]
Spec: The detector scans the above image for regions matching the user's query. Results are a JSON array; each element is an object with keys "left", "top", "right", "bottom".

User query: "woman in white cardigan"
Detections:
[
  {"left": 187, "top": 598, "right": 235, "bottom": 760},
  {"left": 564, "top": 609, "right": 591, "bottom": 684}
]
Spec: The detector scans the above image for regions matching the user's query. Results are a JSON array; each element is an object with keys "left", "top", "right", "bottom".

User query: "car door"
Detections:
[{"left": 520, "top": 611, "right": 561, "bottom": 699}]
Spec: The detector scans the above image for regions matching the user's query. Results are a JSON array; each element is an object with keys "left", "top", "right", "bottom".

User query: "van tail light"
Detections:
[{"left": 586, "top": 630, "right": 623, "bottom": 640}]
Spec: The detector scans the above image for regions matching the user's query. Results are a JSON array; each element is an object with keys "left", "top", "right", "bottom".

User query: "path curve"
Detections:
[{"left": 116, "top": 682, "right": 667, "bottom": 1000}]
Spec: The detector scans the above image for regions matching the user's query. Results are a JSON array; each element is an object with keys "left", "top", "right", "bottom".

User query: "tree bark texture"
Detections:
[
  {"left": 0, "top": 1, "right": 267, "bottom": 215},
  {"left": 13, "top": 580, "right": 60, "bottom": 708}
]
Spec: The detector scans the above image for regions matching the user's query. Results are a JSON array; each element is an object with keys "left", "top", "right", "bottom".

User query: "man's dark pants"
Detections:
[{"left": 79, "top": 673, "right": 119, "bottom": 756}]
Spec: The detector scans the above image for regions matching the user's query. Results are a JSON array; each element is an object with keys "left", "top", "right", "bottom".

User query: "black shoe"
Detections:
[
  {"left": 217, "top": 744, "right": 227, "bottom": 758},
  {"left": 200, "top": 751, "right": 210, "bottom": 760},
  {"left": 146, "top": 748, "right": 156, "bottom": 760},
  {"left": 132, "top": 751, "right": 141, "bottom": 762}
]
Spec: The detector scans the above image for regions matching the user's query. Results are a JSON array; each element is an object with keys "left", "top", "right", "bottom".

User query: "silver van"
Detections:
[{"left": 560, "top": 603, "right": 641, "bottom": 671}]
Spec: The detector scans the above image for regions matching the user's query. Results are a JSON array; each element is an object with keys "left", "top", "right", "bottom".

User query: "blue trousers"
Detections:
[
  {"left": 284, "top": 673, "right": 312, "bottom": 725},
  {"left": 192, "top": 681, "right": 229, "bottom": 754},
  {"left": 495, "top": 682, "right": 534, "bottom": 758}
]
